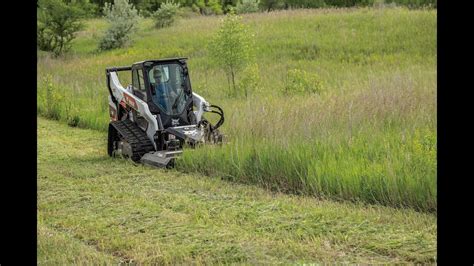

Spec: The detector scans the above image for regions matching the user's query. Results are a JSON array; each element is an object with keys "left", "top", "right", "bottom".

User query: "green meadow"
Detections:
[{"left": 37, "top": 7, "right": 437, "bottom": 212}]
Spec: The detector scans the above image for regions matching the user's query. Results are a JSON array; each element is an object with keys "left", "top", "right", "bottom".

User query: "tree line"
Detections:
[
  {"left": 38, "top": 0, "right": 436, "bottom": 56},
  {"left": 58, "top": 0, "right": 436, "bottom": 17}
]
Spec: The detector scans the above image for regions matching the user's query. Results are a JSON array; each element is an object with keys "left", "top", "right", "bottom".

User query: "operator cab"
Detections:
[{"left": 130, "top": 58, "right": 196, "bottom": 128}]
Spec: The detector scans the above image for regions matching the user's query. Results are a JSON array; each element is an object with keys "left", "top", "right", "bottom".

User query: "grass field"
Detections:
[
  {"left": 38, "top": 117, "right": 436, "bottom": 264},
  {"left": 37, "top": 7, "right": 436, "bottom": 212}
]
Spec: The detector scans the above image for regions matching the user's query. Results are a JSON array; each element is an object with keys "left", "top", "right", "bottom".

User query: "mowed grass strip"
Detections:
[
  {"left": 38, "top": 117, "right": 436, "bottom": 264},
  {"left": 38, "top": 220, "right": 119, "bottom": 265}
]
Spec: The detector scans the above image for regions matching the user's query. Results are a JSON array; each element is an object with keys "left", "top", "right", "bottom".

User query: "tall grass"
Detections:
[{"left": 37, "top": 7, "right": 437, "bottom": 212}]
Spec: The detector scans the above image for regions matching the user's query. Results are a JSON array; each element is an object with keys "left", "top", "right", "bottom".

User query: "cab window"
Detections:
[
  {"left": 132, "top": 69, "right": 139, "bottom": 90},
  {"left": 132, "top": 69, "right": 147, "bottom": 101}
]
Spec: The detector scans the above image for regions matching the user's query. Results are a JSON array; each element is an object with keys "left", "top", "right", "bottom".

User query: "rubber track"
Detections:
[{"left": 110, "top": 120, "right": 155, "bottom": 162}]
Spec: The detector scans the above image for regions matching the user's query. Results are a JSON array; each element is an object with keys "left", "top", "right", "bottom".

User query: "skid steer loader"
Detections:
[{"left": 106, "top": 58, "right": 224, "bottom": 168}]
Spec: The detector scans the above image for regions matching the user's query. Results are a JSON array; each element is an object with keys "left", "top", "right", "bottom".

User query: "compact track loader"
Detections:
[{"left": 106, "top": 58, "right": 224, "bottom": 168}]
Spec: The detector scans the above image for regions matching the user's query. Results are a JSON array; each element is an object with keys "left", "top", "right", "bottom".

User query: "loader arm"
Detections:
[{"left": 192, "top": 92, "right": 210, "bottom": 123}]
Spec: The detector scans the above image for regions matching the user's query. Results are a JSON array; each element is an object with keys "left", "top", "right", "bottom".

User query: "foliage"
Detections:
[
  {"left": 194, "top": 0, "right": 223, "bottom": 15},
  {"left": 284, "top": 69, "right": 324, "bottom": 95},
  {"left": 259, "top": 0, "right": 284, "bottom": 11},
  {"left": 71, "top": 0, "right": 437, "bottom": 18},
  {"left": 138, "top": 0, "right": 163, "bottom": 16},
  {"left": 152, "top": 1, "right": 180, "bottom": 28},
  {"left": 385, "top": 0, "right": 436, "bottom": 8},
  {"left": 37, "top": 0, "right": 84, "bottom": 56},
  {"left": 238, "top": 63, "right": 260, "bottom": 97},
  {"left": 221, "top": 0, "right": 239, "bottom": 13},
  {"left": 209, "top": 14, "right": 254, "bottom": 96},
  {"left": 284, "top": 0, "right": 326, "bottom": 8},
  {"left": 64, "top": 0, "right": 101, "bottom": 17},
  {"left": 41, "top": 75, "right": 63, "bottom": 120},
  {"left": 236, "top": 0, "right": 259, "bottom": 14},
  {"left": 257, "top": 0, "right": 436, "bottom": 10},
  {"left": 98, "top": 0, "right": 140, "bottom": 50}
]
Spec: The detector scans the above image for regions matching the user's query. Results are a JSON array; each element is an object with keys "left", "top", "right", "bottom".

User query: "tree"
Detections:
[
  {"left": 63, "top": 0, "right": 100, "bottom": 17},
  {"left": 209, "top": 14, "right": 254, "bottom": 96},
  {"left": 194, "top": 0, "right": 223, "bottom": 15},
  {"left": 37, "top": 0, "right": 84, "bottom": 56},
  {"left": 236, "top": 0, "right": 259, "bottom": 14},
  {"left": 221, "top": 0, "right": 238, "bottom": 13},
  {"left": 98, "top": 0, "right": 140, "bottom": 50},
  {"left": 258, "top": 0, "right": 284, "bottom": 11},
  {"left": 152, "top": 1, "right": 180, "bottom": 28}
]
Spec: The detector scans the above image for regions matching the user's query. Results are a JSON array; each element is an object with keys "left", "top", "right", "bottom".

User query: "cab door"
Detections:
[
  {"left": 131, "top": 67, "right": 149, "bottom": 131},
  {"left": 132, "top": 68, "right": 147, "bottom": 101}
]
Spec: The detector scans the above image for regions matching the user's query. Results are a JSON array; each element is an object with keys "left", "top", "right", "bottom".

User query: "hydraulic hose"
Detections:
[{"left": 208, "top": 104, "right": 224, "bottom": 131}]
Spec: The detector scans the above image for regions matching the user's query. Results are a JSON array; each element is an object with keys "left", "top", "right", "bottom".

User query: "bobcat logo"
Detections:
[{"left": 171, "top": 119, "right": 180, "bottom": 126}]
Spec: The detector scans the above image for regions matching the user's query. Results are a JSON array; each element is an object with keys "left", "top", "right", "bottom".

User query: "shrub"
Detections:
[
  {"left": 236, "top": 0, "right": 259, "bottom": 14},
  {"left": 178, "top": 6, "right": 201, "bottom": 18},
  {"left": 64, "top": 101, "right": 81, "bottom": 127},
  {"left": 194, "top": 0, "right": 223, "bottom": 15},
  {"left": 259, "top": 0, "right": 284, "bottom": 11},
  {"left": 284, "top": 69, "right": 324, "bottom": 95},
  {"left": 209, "top": 14, "right": 255, "bottom": 97},
  {"left": 286, "top": 0, "right": 326, "bottom": 8},
  {"left": 191, "top": 3, "right": 200, "bottom": 12},
  {"left": 98, "top": 0, "right": 140, "bottom": 51},
  {"left": 152, "top": 1, "right": 180, "bottom": 28},
  {"left": 67, "top": 114, "right": 81, "bottom": 127},
  {"left": 138, "top": 0, "right": 162, "bottom": 17},
  {"left": 384, "top": 0, "right": 436, "bottom": 8},
  {"left": 72, "top": 0, "right": 100, "bottom": 17},
  {"left": 42, "top": 75, "right": 63, "bottom": 120},
  {"left": 238, "top": 63, "right": 260, "bottom": 97},
  {"left": 37, "top": 0, "right": 84, "bottom": 56}
]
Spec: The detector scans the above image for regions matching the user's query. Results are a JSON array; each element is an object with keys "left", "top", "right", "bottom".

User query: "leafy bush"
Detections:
[
  {"left": 194, "top": 0, "right": 223, "bottom": 15},
  {"left": 384, "top": 0, "right": 436, "bottom": 8},
  {"left": 138, "top": 0, "right": 162, "bottom": 17},
  {"left": 209, "top": 14, "right": 254, "bottom": 96},
  {"left": 37, "top": 0, "right": 84, "bottom": 56},
  {"left": 236, "top": 0, "right": 259, "bottom": 14},
  {"left": 98, "top": 0, "right": 140, "bottom": 50},
  {"left": 285, "top": 0, "right": 326, "bottom": 8},
  {"left": 178, "top": 6, "right": 201, "bottom": 18},
  {"left": 259, "top": 0, "right": 284, "bottom": 11},
  {"left": 238, "top": 63, "right": 260, "bottom": 97},
  {"left": 71, "top": 0, "right": 100, "bottom": 17},
  {"left": 284, "top": 69, "right": 324, "bottom": 94},
  {"left": 41, "top": 75, "right": 63, "bottom": 120},
  {"left": 152, "top": 1, "right": 180, "bottom": 28}
]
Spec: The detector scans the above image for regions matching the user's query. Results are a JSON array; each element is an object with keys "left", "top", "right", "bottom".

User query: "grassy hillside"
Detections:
[
  {"left": 38, "top": 117, "right": 436, "bottom": 264},
  {"left": 37, "top": 7, "right": 437, "bottom": 212}
]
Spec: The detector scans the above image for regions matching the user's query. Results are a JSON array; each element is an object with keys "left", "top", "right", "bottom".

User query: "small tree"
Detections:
[
  {"left": 99, "top": 0, "right": 140, "bottom": 50},
  {"left": 236, "top": 0, "right": 259, "bottom": 14},
  {"left": 284, "top": 69, "right": 324, "bottom": 95},
  {"left": 37, "top": 0, "right": 84, "bottom": 56},
  {"left": 194, "top": 0, "right": 223, "bottom": 15},
  {"left": 209, "top": 14, "right": 254, "bottom": 96},
  {"left": 152, "top": 1, "right": 180, "bottom": 28}
]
